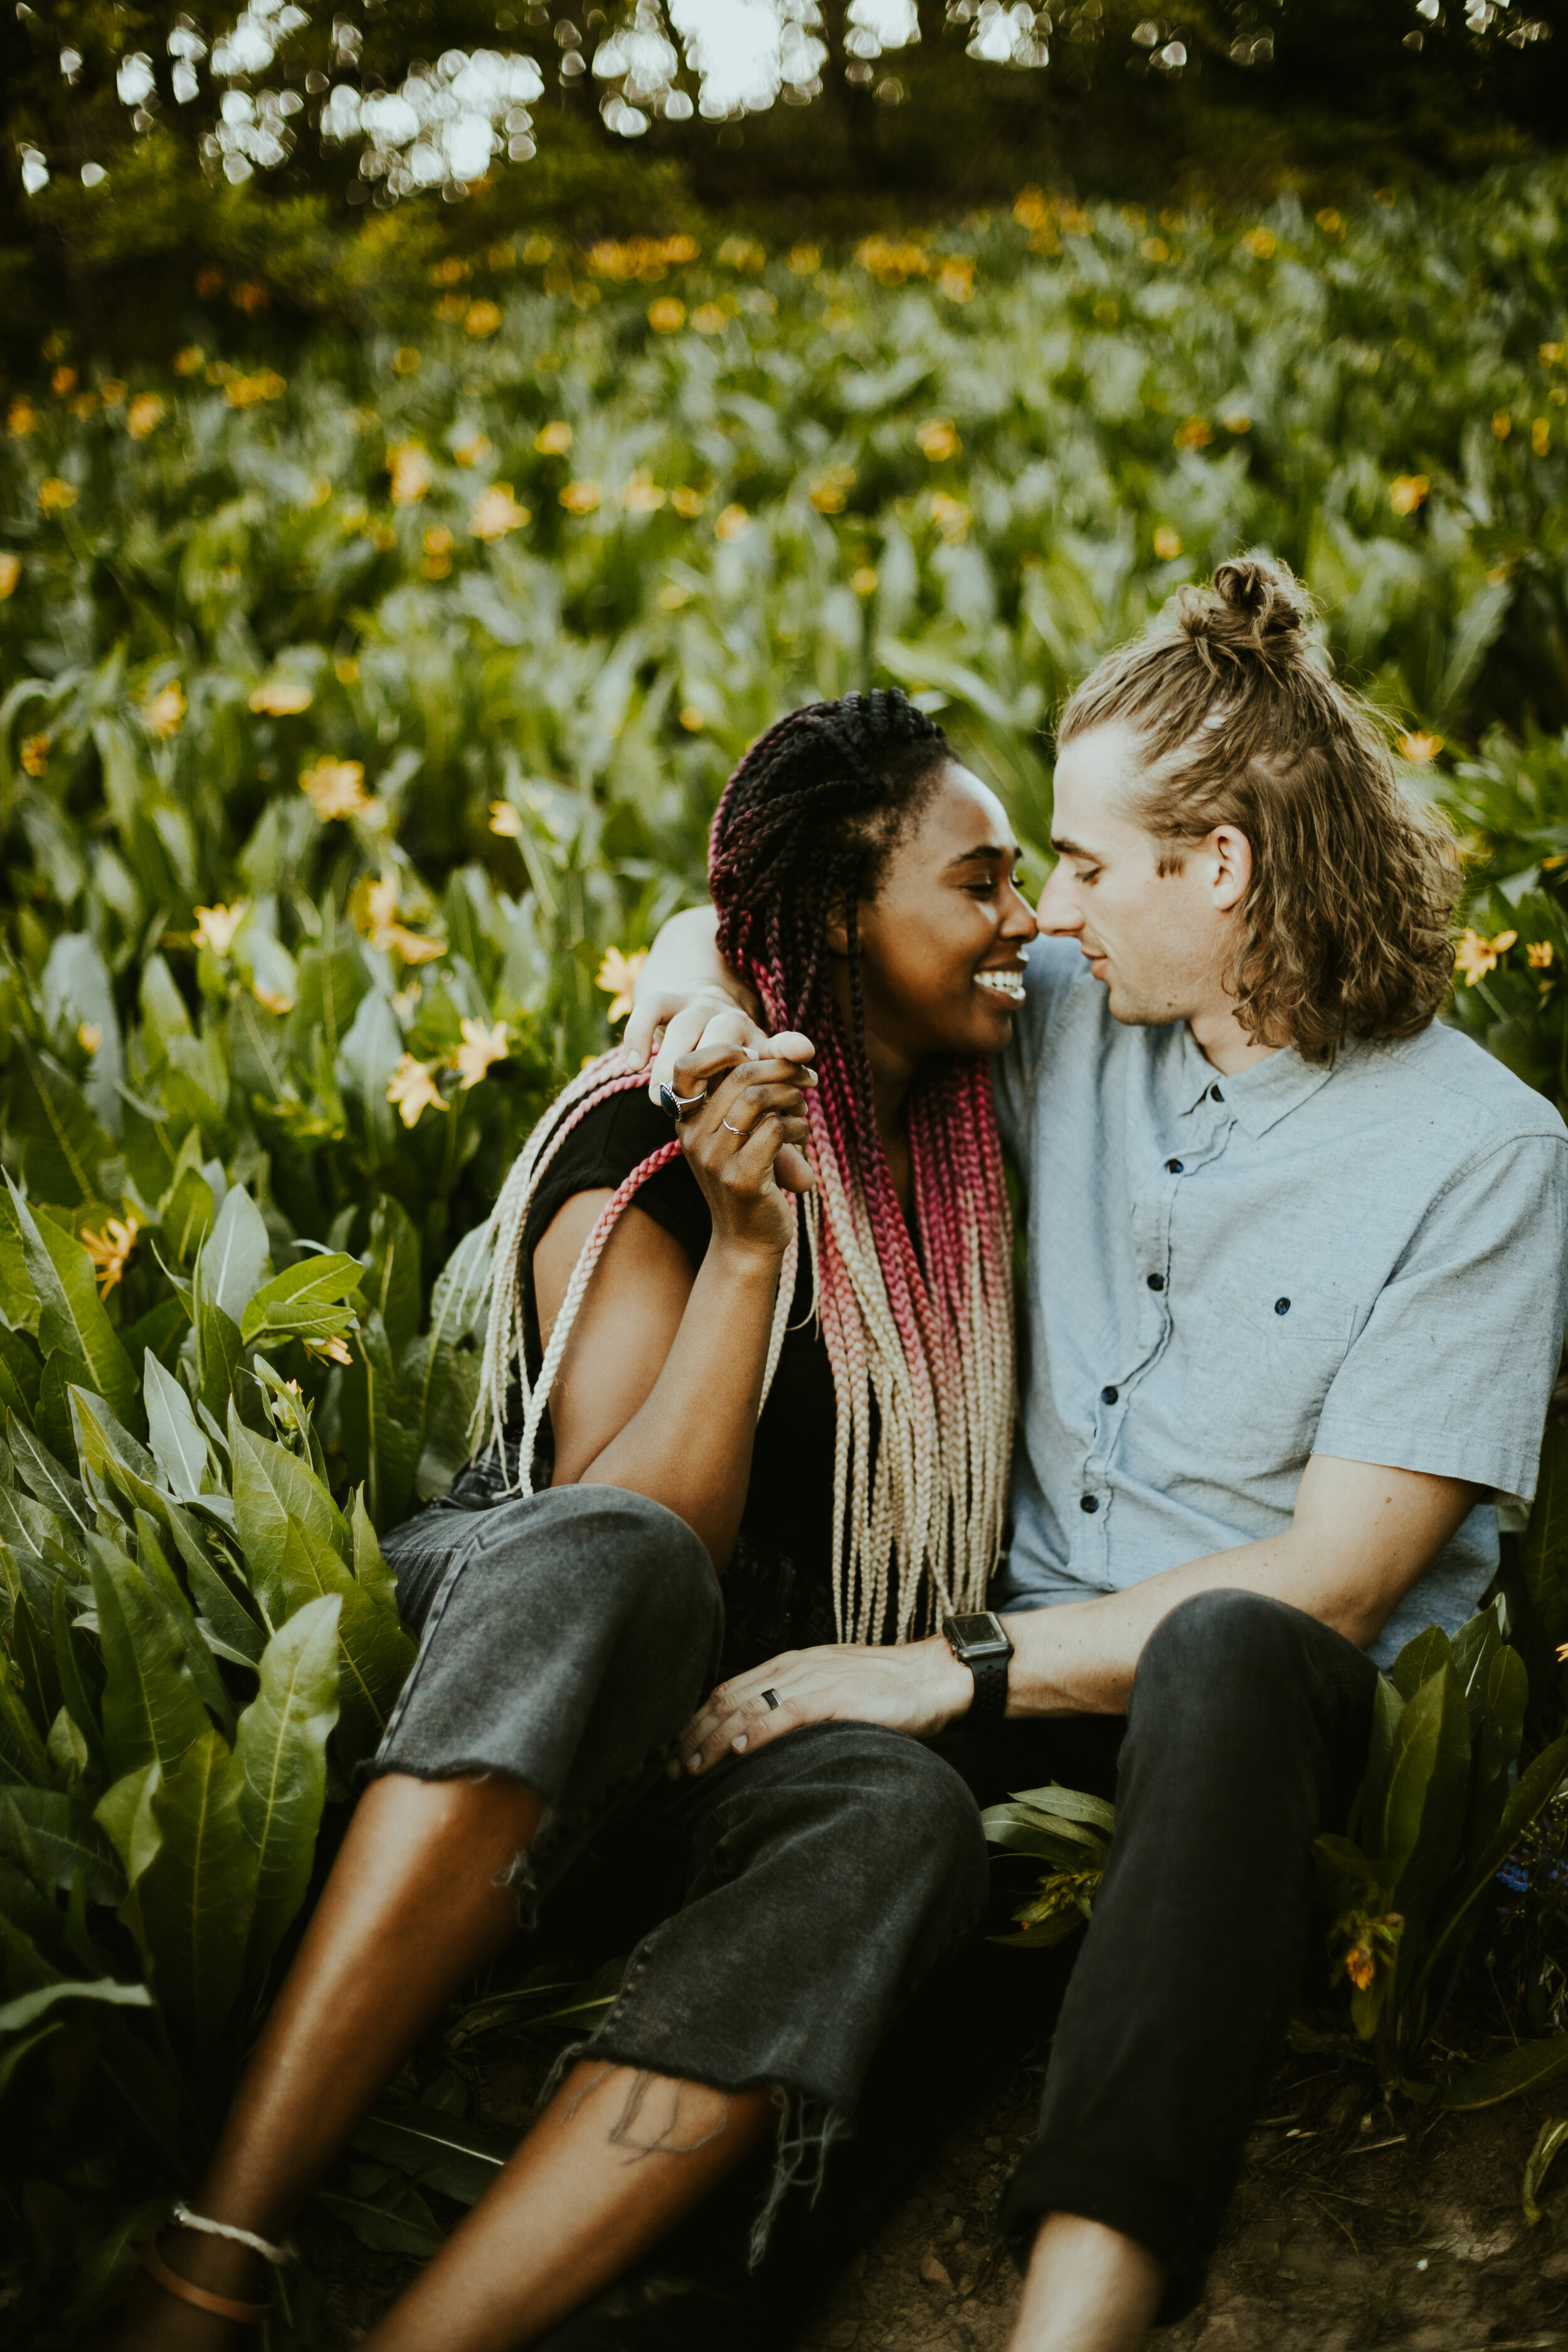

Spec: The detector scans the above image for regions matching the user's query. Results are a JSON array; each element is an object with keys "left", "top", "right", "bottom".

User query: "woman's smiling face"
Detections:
[{"left": 844, "top": 760, "right": 1039, "bottom": 1063}]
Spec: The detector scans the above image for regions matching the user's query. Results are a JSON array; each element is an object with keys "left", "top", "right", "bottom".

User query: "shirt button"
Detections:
[
  {"left": 1210, "top": 1084, "right": 1224, "bottom": 1102},
  {"left": 1165, "top": 1158, "right": 1184, "bottom": 1173},
  {"left": 1275, "top": 1296, "right": 1291, "bottom": 1315},
  {"left": 1101, "top": 1385, "right": 1118, "bottom": 1404},
  {"left": 1080, "top": 1494, "right": 1099, "bottom": 1513},
  {"left": 1147, "top": 1273, "right": 1165, "bottom": 1292}
]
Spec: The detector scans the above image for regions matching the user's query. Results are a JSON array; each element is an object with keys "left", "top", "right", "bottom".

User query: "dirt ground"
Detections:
[{"left": 302, "top": 2045, "right": 1568, "bottom": 2351}]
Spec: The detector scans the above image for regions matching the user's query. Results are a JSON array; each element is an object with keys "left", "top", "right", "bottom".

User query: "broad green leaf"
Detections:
[
  {"left": 0, "top": 2021, "right": 62, "bottom": 2099},
  {"left": 139, "top": 954, "right": 194, "bottom": 1061},
  {"left": 1525, "top": 2116, "right": 1568, "bottom": 2225},
  {"left": 1468, "top": 1643, "right": 1528, "bottom": 1860},
  {"left": 203, "top": 1184, "right": 273, "bottom": 1325},
  {"left": 195, "top": 1291, "right": 244, "bottom": 1425},
  {"left": 351, "top": 1484, "right": 401, "bottom": 1615},
  {"left": 312, "top": 2183, "right": 444, "bottom": 2260},
  {"left": 0, "top": 1324, "right": 43, "bottom": 1417},
  {"left": 41, "top": 931, "right": 123, "bottom": 1135},
  {"left": 144, "top": 1352, "right": 213, "bottom": 1502},
  {"left": 1355, "top": 1673, "right": 1406, "bottom": 1850},
  {"left": 228, "top": 1402, "right": 349, "bottom": 1570},
  {"left": 240, "top": 1251, "right": 366, "bottom": 1347},
  {"left": 1443, "top": 2036, "right": 1568, "bottom": 2111},
  {"left": 6, "top": 1175, "right": 135, "bottom": 1426},
  {"left": 1391, "top": 1624, "right": 1452, "bottom": 1702},
  {"left": 70, "top": 1385, "right": 172, "bottom": 1535},
  {"left": 0, "top": 1789, "right": 122, "bottom": 1904},
  {"left": 1523, "top": 1419, "right": 1568, "bottom": 1654},
  {"left": 52, "top": 1577, "right": 107, "bottom": 1781},
  {"left": 6, "top": 1034, "right": 113, "bottom": 1204},
  {"left": 0, "top": 1975, "right": 152, "bottom": 2033},
  {"left": 95, "top": 1761, "right": 164, "bottom": 1891},
  {"left": 162, "top": 1159, "right": 216, "bottom": 1263},
  {"left": 350, "top": 2092, "right": 513, "bottom": 2205},
  {"left": 363, "top": 1196, "right": 423, "bottom": 1350},
  {"left": 1415, "top": 1732, "right": 1568, "bottom": 2002},
  {"left": 236, "top": 1595, "right": 341, "bottom": 1980},
  {"left": 135, "top": 1511, "right": 236, "bottom": 1738},
  {"left": 338, "top": 988, "right": 402, "bottom": 1167},
  {"left": 339, "top": 1310, "right": 420, "bottom": 1530},
  {"left": 135, "top": 1727, "right": 259, "bottom": 2052},
  {"left": 413, "top": 1337, "right": 482, "bottom": 1503},
  {"left": 288, "top": 944, "right": 368, "bottom": 1064},
  {"left": 1380, "top": 1663, "right": 1470, "bottom": 1949},
  {"left": 6, "top": 1410, "right": 90, "bottom": 1538},
  {"left": 0, "top": 1677, "right": 50, "bottom": 1786},
  {"left": 88, "top": 1534, "right": 211, "bottom": 1780},
  {"left": 0, "top": 1185, "right": 39, "bottom": 1337}
]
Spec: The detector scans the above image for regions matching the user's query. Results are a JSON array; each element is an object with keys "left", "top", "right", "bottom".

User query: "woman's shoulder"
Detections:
[{"left": 524, "top": 1082, "right": 708, "bottom": 1262}]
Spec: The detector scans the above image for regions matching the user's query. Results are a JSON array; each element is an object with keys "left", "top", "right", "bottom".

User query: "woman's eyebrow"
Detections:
[{"left": 942, "top": 842, "right": 1015, "bottom": 871}]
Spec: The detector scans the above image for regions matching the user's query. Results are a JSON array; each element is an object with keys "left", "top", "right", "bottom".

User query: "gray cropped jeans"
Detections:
[{"left": 373, "top": 1475, "right": 989, "bottom": 2249}]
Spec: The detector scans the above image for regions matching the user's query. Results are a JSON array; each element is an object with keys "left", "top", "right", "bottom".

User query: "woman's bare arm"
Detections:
[{"left": 532, "top": 1047, "right": 815, "bottom": 1570}]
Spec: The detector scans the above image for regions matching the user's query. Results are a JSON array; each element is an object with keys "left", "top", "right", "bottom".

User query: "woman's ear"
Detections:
[{"left": 824, "top": 889, "right": 850, "bottom": 957}]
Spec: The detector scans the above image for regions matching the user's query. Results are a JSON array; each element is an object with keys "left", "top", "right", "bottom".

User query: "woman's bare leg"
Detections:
[
  {"left": 110, "top": 1771, "right": 542, "bottom": 2349},
  {"left": 359, "top": 2060, "right": 776, "bottom": 2352}
]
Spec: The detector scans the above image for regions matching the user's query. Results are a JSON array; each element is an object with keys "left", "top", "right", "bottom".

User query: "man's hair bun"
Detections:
[{"left": 1175, "top": 550, "right": 1314, "bottom": 672}]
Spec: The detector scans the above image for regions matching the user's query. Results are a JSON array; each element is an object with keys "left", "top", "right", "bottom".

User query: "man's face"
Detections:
[{"left": 1036, "top": 719, "right": 1248, "bottom": 1030}]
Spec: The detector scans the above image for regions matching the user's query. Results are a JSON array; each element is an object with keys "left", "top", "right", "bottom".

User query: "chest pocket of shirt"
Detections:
[{"left": 1169, "top": 1281, "right": 1360, "bottom": 1475}]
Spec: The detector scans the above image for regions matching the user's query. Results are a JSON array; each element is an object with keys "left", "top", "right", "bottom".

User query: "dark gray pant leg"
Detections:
[
  {"left": 374, "top": 1485, "right": 723, "bottom": 1890},
  {"left": 580, "top": 1721, "right": 990, "bottom": 2199},
  {"left": 999, "top": 1589, "right": 1377, "bottom": 2322}
]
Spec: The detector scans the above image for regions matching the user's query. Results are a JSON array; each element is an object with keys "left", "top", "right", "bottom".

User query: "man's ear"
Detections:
[{"left": 1210, "top": 824, "right": 1253, "bottom": 914}]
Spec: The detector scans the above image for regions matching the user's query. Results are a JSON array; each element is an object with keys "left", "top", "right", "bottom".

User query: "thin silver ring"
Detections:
[
  {"left": 723, "top": 1116, "right": 744, "bottom": 1135},
  {"left": 761, "top": 1687, "right": 780, "bottom": 1710}
]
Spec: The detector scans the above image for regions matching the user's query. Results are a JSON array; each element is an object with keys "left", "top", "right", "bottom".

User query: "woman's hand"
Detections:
[
  {"left": 668, "top": 1042, "right": 818, "bottom": 1258},
  {"left": 672, "top": 1639, "right": 975, "bottom": 1776}
]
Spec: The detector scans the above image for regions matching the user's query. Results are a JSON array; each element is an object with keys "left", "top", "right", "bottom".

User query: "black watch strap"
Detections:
[{"left": 965, "top": 1650, "right": 1009, "bottom": 1732}]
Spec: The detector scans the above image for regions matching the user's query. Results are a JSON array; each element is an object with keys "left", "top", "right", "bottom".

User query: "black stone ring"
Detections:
[
  {"left": 658, "top": 1082, "right": 707, "bottom": 1121},
  {"left": 761, "top": 1688, "right": 780, "bottom": 1710}
]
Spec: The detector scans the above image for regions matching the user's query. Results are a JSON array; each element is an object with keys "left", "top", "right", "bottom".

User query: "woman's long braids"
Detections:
[{"left": 709, "top": 689, "right": 1014, "bottom": 1643}]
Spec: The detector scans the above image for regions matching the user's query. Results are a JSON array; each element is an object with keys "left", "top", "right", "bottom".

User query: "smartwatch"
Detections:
[{"left": 942, "top": 1611, "right": 1014, "bottom": 1732}]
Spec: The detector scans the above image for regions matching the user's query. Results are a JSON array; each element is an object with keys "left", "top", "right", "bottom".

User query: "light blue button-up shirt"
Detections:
[{"left": 992, "top": 938, "right": 1568, "bottom": 1666}]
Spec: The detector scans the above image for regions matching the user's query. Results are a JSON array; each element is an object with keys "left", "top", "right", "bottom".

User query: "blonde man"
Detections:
[{"left": 633, "top": 554, "right": 1568, "bottom": 2352}]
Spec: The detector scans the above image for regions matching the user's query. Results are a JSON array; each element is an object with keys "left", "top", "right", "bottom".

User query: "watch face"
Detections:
[{"left": 946, "top": 1612, "right": 1009, "bottom": 1656}]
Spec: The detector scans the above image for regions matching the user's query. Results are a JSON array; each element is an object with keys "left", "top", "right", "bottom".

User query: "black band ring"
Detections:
[{"left": 761, "top": 1688, "right": 780, "bottom": 1710}]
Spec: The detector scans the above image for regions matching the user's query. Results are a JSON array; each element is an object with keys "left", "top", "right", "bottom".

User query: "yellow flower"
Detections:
[
  {"left": 596, "top": 946, "right": 649, "bottom": 1024},
  {"left": 0, "top": 553, "right": 19, "bottom": 599},
  {"left": 1343, "top": 1942, "right": 1375, "bottom": 1993},
  {"left": 223, "top": 369, "right": 287, "bottom": 408},
  {"left": 1315, "top": 208, "right": 1345, "bottom": 236},
  {"left": 1173, "top": 416, "right": 1212, "bottom": 450},
  {"left": 300, "top": 756, "right": 373, "bottom": 821},
  {"left": 391, "top": 346, "right": 422, "bottom": 376},
  {"left": 671, "top": 487, "right": 707, "bottom": 518},
  {"left": 455, "top": 433, "right": 492, "bottom": 467},
  {"left": 648, "top": 298, "right": 687, "bottom": 334},
  {"left": 389, "top": 443, "right": 433, "bottom": 504},
  {"left": 1453, "top": 926, "right": 1518, "bottom": 985},
  {"left": 1528, "top": 940, "right": 1555, "bottom": 970},
  {"left": 1153, "top": 526, "right": 1183, "bottom": 561},
  {"left": 253, "top": 981, "right": 294, "bottom": 1015},
  {"left": 1223, "top": 412, "right": 1252, "bottom": 435},
  {"left": 305, "top": 1333, "right": 353, "bottom": 1367},
  {"left": 1493, "top": 411, "right": 1513, "bottom": 440},
  {"left": 559, "top": 480, "right": 602, "bottom": 516},
  {"left": 82, "top": 1213, "right": 142, "bottom": 1298},
  {"left": 193, "top": 901, "right": 248, "bottom": 956},
  {"left": 142, "top": 681, "right": 186, "bottom": 738},
  {"left": 692, "top": 304, "right": 730, "bottom": 336},
  {"left": 714, "top": 503, "right": 751, "bottom": 543},
  {"left": 936, "top": 257, "right": 975, "bottom": 302},
  {"left": 788, "top": 243, "right": 821, "bottom": 273},
  {"left": 7, "top": 398, "right": 38, "bottom": 436},
  {"left": 1398, "top": 730, "right": 1443, "bottom": 765},
  {"left": 335, "top": 654, "right": 359, "bottom": 686},
  {"left": 250, "top": 680, "right": 314, "bottom": 716},
  {"left": 78, "top": 1022, "right": 102, "bottom": 1054},
  {"left": 1541, "top": 342, "right": 1565, "bottom": 366},
  {"left": 127, "top": 393, "right": 166, "bottom": 440},
  {"left": 20, "top": 730, "right": 50, "bottom": 776},
  {"left": 536, "top": 421, "right": 574, "bottom": 454},
  {"left": 174, "top": 346, "right": 205, "bottom": 376},
  {"left": 1534, "top": 418, "right": 1551, "bottom": 458},
  {"left": 916, "top": 419, "right": 961, "bottom": 461},
  {"left": 465, "top": 300, "right": 502, "bottom": 337},
  {"left": 1389, "top": 474, "right": 1429, "bottom": 515},
  {"left": 810, "top": 466, "right": 856, "bottom": 515},
  {"left": 383, "top": 923, "right": 445, "bottom": 964},
  {"left": 38, "top": 478, "right": 77, "bottom": 516},
  {"left": 471, "top": 484, "right": 531, "bottom": 541},
  {"left": 387, "top": 1054, "right": 446, "bottom": 1128},
  {"left": 930, "top": 493, "right": 970, "bottom": 544},
  {"left": 1241, "top": 226, "right": 1276, "bottom": 260},
  {"left": 851, "top": 566, "right": 878, "bottom": 596},
  {"left": 489, "top": 800, "right": 524, "bottom": 837},
  {"left": 453, "top": 1016, "right": 511, "bottom": 1088},
  {"left": 623, "top": 473, "right": 667, "bottom": 515}
]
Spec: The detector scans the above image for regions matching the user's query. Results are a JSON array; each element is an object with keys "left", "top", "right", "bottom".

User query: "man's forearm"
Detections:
[{"left": 635, "top": 906, "right": 750, "bottom": 1012}]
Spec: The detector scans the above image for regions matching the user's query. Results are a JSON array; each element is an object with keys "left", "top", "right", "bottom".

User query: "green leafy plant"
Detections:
[{"left": 981, "top": 1782, "right": 1115, "bottom": 1948}]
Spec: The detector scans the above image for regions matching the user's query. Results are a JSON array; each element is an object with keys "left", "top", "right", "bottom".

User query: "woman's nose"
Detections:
[{"left": 1002, "top": 884, "right": 1039, "bottom": 940}]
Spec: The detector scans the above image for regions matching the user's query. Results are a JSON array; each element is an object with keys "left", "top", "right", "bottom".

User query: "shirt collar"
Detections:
[{"left": 1175, "top": 1036, "right": 1344, "bottom": 1136}]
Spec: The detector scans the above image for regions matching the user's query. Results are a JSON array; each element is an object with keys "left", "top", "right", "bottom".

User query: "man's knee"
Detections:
[{"left": 1138, "top": 1587, "right": 1307, "bottom": 1693}]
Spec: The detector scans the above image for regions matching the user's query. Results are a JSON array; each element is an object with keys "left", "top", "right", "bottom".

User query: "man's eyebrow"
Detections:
[{"left": 1049, "top": 834, "right": 1099, "bottom": 859}]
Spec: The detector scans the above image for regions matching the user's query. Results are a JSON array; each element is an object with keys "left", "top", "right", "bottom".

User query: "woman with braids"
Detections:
[{"left": 119, "top": 687, "right": 1037, "bottom": 2352}]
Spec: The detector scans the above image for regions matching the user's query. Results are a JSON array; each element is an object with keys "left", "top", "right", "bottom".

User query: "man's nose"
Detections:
[{"left": 1036, "top": 864, "right": 1080, "bottom": 935}]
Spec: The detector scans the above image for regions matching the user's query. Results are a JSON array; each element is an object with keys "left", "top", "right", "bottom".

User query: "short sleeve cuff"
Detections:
[{"left": 1310, "top": 1415, "right": 1544, "bottom": 1507}]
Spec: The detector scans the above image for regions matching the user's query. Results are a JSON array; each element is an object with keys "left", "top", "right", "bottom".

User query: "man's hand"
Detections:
[
  {"left": 673, "top": 1638, "right": 975, "bottom": 1776},
  {"left": 622, "top": 906, "right": 767, "bottom": 1090}
]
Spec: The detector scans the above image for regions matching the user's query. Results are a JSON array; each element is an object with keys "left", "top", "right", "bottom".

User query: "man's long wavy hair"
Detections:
[{"left": 1059, "top": 553, "right": 1462, "bottom": 1062}]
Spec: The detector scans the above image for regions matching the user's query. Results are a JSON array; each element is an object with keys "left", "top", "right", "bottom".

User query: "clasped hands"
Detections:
[{"left": 669, "top": 1636, "right": 977, "bottom": 1779}]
